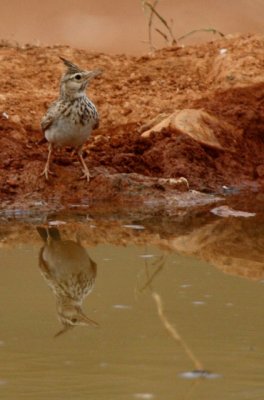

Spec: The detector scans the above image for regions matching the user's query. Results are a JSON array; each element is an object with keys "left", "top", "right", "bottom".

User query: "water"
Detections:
[{"left": 1, "top": 203, "right": 264, "bottom": 399}]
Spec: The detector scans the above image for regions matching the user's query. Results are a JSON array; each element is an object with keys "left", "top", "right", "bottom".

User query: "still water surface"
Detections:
[{"left": 0, "top": 207, "right": 264, "bottom": 399}]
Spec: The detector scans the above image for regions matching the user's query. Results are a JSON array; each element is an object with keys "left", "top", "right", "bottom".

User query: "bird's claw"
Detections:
[
  {"left": 80, "top": 170, "right": 90, "bottom": 182},
  {"left": 40, "top": 167, "right": 55, "bottom": 180}
]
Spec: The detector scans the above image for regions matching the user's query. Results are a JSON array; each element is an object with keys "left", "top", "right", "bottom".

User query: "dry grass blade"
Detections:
[
  {"left": 139, "top": 255, "right": 165, "bottom": 292},
  {"left": 155, "top": 28, "right": 169, "bottom": 43},
  {"left": 177, "top": 28, "right": 225, "bottom": 42},
  {"left": 141, "top": 2, "right": 224, "bottom": 50},
  {"left": 142, "top": 0, "right": 159, "bottom": 50},
  {"left": 141, "top": 0, "right": 177, "bottom": 49},
  {"left": 144, "top": 1, "right": 177, "bottom": 45}
]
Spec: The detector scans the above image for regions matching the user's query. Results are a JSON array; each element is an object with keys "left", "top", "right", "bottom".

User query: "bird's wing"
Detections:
[
  {"left": 41, "top": 100, "right": 61, "bottom": 132},
  {"left": 93, "top": 119, "right": 99, "bottom": 130}
]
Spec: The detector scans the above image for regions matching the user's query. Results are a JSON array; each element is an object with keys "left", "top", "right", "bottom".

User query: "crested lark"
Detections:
[
  {"left": 41, "top": 57, "right": 101, "bottom": 181},
  {"left": 37, "top": 226, "right": 98, "bottom": 336}
]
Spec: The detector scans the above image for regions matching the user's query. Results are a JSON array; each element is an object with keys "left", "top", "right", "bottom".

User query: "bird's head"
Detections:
[
  {"left": 55, "top": 300, "right": 99, "bottom": 337},
  {"left": 59, "top": 57, "right": 102, "bottom": 99}
]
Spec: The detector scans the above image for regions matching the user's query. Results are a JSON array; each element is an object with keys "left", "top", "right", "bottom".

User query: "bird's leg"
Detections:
[
  {"left": 41, "top": 143, "right": 55, "bottom": 180},
  {"left": 77, "top": 147, "right": 90, "bottom": 182}
]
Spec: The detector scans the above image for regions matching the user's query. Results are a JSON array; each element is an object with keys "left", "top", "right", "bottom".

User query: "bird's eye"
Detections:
[
  {"left": 71, "top": 318, "right": 77, "bottom": 323},
  {"left": 75, "top": 74, "right": 81, "bottom": 80}
]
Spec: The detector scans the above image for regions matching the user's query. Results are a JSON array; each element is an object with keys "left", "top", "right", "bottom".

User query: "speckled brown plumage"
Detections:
[{"left": 41, "top": 57, "right": 102, "bottom": 181}]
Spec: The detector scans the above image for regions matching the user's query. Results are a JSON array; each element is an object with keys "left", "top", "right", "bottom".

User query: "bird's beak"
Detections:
[
  {"left": 84, "top": 69, "right": 103, "bottom": 81},
  {"left": 78, "top": 312, "right": 99, "bottom": 327}
]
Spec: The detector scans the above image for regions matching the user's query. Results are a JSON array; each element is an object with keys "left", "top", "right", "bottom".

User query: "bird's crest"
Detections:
[{"left": 59, "top": 57, "right": 83, "bottom": 74}]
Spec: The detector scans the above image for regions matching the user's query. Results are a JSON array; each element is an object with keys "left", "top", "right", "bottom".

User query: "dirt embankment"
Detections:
[
  {"left": 2, "top": 193, "right": 264, "bottom": 281},
  {"left": 1, "top": 34, "right": 264, "bottom": 208}
]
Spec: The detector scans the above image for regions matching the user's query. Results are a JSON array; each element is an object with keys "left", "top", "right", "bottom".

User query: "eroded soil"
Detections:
[
  {"left": 1, "top": 34, "right": 264, "bottom": 209},
  {"left": 1, "top": 192, "right": 264, "bottom": 281}
]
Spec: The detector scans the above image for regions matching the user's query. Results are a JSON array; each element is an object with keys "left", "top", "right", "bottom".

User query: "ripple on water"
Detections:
[
  {"left": 179, "top": 370, "right": 221, "bottom": 380},
  {"left": 133, "top": 394, "right": 155, "bottom": 399}
]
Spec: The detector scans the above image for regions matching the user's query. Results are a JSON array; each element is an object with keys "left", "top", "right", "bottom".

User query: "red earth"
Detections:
[{"left": 0, "top": 34, "right": 264, "bottom": 209}]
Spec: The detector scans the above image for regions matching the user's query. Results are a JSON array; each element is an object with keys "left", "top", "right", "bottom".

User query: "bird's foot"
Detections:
[
  {"left": 40, "top": 166, "right": 55, "bottom": 180},
  {"left": 77, "top": 150, "right": 90, "bottom": 182},
  {"left": 80, "top": 169, "right": 90, "bottom": 182}
]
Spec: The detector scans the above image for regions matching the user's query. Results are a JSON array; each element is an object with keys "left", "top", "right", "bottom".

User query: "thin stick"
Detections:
[{"left": 152, "top": 291, "right": 204, "bottom": 371}]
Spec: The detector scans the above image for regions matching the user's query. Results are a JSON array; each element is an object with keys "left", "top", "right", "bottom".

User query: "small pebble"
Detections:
[
  {"left": 2, "top": 112, "right": 9, "bottom": 119},
  {"left": 123, "top": 224, "right": 145, "bottom": 230},
  {"left": 219, "top": 48, "right": 228, "bottom": 55},
  {"left": 48, "top": 220, "right": 66, "bottom": 226}
]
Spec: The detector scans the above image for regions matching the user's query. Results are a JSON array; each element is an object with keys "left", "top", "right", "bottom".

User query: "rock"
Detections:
[
  {"left": 141, "top": 109, "right": 238, "bottom": 150},
  {"left": 256, "top": 165, "right": 264, "bottom": 178}
]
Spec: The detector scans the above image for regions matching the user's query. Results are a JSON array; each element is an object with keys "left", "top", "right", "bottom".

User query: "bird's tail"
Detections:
[{"left": 37, "top": 226, "right": 61, "bottom": 242}]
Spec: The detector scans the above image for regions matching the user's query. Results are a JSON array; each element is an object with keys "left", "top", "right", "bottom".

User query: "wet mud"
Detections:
[{"left": 1, "top": 192, "right": 264, "bottom": 281}]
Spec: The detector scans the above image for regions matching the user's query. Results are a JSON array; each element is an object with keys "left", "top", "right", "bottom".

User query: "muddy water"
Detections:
[
  {"left": 1, "top": 208, "right": 264, "bottom": 399},
  {"left": 1, "top": 0, "right": 264, "bottom": 53}
]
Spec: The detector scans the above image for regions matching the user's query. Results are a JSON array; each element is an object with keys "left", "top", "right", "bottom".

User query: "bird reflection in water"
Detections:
[{"left": 37, "top": 226, "right": 98, "bottom": 336}]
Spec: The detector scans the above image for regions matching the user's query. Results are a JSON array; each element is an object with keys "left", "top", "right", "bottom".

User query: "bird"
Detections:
[
  {"left": 40, "top": 57, "right": 102, "bottom": 181},
  {"left": 37, "top": 226, "right": 98, "bottom": 337}
]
